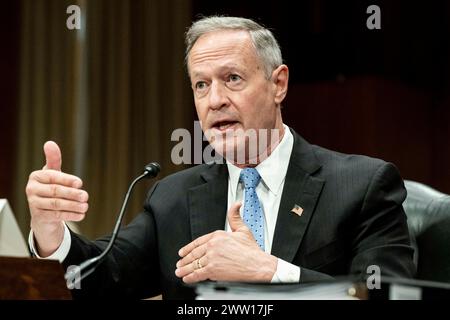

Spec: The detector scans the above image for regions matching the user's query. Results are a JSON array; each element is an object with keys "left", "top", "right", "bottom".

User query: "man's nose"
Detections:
[{"left": 208, "top": 82, "right": 228, "bottom": 110}]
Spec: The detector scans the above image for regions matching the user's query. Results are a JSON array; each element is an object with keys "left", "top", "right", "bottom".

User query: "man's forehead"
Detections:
[{"left": 188, "top": 30, "right": 257, "bottom": 73}]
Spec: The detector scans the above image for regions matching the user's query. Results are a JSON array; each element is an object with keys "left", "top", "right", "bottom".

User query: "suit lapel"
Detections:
[
  {"left": 188, "top": 164, "right": 229, "bottom": 240},
  {"left": 271, "top": 131, "right": 325, "bottom": 262}
]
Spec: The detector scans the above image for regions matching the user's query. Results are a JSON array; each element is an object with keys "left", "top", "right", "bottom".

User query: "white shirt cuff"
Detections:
[
  {"left": 270, "top": 258, "right": 301, "bottom": 283},
  {"left": 28, "top": 223, "right": 72, "bottom": 263}
]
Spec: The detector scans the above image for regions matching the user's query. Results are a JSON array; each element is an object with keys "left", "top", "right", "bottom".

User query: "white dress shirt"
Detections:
[
  {"left": 225, "top": 124, "right": 300, "bottom": 283},
  {"left": 29, "top": 124, "right": 300, "bottom": 282},
  {"left": 29, "top": 222, "right": 71, "bottom": 263}
]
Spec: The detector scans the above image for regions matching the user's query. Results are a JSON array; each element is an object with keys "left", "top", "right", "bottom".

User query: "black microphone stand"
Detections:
[{"left": 64, "top": 163, "right": 160, "bottom": 289}]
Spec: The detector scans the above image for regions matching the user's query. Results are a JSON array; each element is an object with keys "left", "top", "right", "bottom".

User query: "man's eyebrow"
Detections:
[
  {"left": 221, "top": 65, "right": 245, "bottom": 73},
  {"left": 191, "top": 71, "right": 205, "bottom": 78}
]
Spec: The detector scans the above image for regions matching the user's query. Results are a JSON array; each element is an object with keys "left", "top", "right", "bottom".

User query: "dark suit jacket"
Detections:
[{"left": 64, "top": 129, "right": 416, "bottom": 299}]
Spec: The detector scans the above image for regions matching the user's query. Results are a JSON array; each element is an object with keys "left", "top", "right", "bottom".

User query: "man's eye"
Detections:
[
  {"left": 195, "top": 82, "right": 207, "bottom": 90},
  {"left": 229, "top": 74, "right": 241, "bottom": 82}
]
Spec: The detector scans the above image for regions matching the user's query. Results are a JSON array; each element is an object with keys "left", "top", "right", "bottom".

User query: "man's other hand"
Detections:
[{"left": 175, "top": 202, "right": 277, "bottom": 283}]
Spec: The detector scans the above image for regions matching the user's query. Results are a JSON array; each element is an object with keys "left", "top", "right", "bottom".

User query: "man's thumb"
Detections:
[
  {"left": 228, "top": 202, "right": 246, "bottom": 232},
  {"left": 43, "top": 141, "right": 62, "bottom": 171}
]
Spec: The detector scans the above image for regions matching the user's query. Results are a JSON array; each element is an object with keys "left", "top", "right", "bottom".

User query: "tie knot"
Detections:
[{"left": 239, "top": 168, "right": 261, "bottom": 189}]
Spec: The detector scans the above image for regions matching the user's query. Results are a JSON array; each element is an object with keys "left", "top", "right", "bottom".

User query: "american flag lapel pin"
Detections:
[{"left": 291, "top": 204, "right": 304, "bottom": 217}]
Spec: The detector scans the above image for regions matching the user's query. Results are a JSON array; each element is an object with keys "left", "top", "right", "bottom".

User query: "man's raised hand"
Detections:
[{"left": 26, "top": 141, "right": 89, "bottom": 257}]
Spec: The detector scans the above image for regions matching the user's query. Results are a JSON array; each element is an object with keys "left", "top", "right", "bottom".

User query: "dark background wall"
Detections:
[
  {"left": 0, "top": 1, "right": 19, "bottom": 204},
  {"left": 1, "top": 0, "right": 449, "bottom": 209}
]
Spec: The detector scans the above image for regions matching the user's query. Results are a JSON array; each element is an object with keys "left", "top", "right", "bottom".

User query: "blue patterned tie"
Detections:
[{"left": 239, "top": 168, "right": 265, "bottom": 250}]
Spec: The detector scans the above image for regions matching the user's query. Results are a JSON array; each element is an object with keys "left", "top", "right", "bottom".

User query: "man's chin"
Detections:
[{"left": 211, "top": 140, "right": 259, "bottom": 165}]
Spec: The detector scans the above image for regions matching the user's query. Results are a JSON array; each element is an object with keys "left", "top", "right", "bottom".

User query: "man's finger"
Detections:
[
  {"left": 175, "top": 259, "right": 209, "bottom": 283},
  {"left": 176, "top": 243, "right": 206, "bottom": 268},
  {"left": 182, "top": 268, "right": 209, "bottom": 284},
  {"left": 29, "top": 197, "right": 89, "bottom": 214},
  {"left": 178, "top": 232, "right": 214, "bottom": 257},
  {"left": 43, "top": 141, "right": 62, "bottom": 171},
  {"left": 227, "top": 202, "right": 246, "bottom": 232},
  {"left": 175, "top": 259, "right": 198, "bottom": 278},
  {"left": 30, "top": 170, "right": 83, "bottom": 188},
  {"left": 38, "top": 209, "right": 86, "bottom": 222},
  {"left": 30, "top": 182, "right": 89, "bottom": 202}
]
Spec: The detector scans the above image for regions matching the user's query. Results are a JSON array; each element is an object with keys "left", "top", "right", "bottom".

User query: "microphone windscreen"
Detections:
[{"left": 144, "top": 162, "right": 161, "bottom": 178}]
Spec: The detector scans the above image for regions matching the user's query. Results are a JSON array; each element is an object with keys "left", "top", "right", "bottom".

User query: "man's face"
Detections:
[{"left": 188, "top": 30, "right": 285, "bottom": 163}]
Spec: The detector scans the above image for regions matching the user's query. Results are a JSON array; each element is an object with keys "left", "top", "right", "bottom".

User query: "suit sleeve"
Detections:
[
  {"left": 62, "top": 182, "right": 161, "bottom": 299},
  {"left": 349, "top": 162, "right": 416, "bottom": 280},
  {"left": 299, "top": 162, "right": 416, "bottom": 283}
]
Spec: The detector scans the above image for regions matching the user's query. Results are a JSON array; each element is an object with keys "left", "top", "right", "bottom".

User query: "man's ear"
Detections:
[{"left": 272, "top": 65, "right": 289, "bottom": 105}]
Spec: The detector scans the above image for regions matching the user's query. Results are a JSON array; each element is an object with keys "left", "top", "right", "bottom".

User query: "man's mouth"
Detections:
[{"left": 211, "top": 120, "right": 239, "bottom": 132}]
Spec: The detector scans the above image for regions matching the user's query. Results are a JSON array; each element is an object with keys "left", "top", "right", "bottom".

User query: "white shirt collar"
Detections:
[{"left": 227, "top": 124, "right": 294, "bottom": 197}]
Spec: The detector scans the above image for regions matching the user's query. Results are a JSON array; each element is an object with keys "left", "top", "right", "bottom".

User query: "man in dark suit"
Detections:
[{"left": 26, "top": 16, "right": 415, "bottom": 299}]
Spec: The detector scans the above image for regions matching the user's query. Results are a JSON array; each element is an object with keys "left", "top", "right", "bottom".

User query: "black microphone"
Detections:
[{"left": 64, "top": 162, "right": 161, "bottom": 289}]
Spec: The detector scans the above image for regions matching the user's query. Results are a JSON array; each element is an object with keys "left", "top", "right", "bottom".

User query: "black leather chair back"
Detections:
[{"left": 403, "top": 180, "right": 450, "bottom": 283}]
